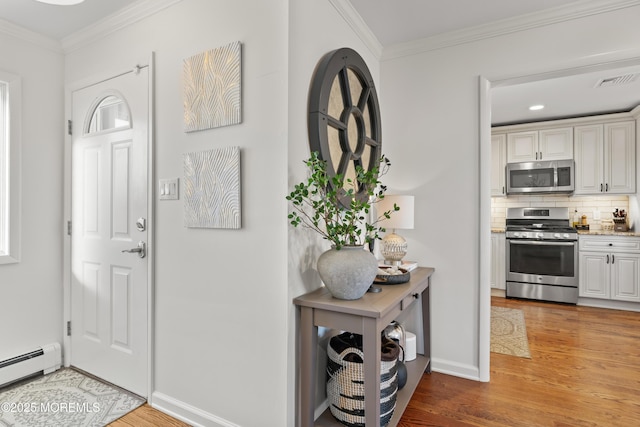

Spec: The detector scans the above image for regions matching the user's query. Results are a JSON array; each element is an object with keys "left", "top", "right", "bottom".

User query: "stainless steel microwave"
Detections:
[{"left": 506, "top": 159, "right": 574, "bottom": 195}]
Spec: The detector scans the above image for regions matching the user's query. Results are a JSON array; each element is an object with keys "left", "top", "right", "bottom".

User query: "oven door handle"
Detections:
[{"left": 508, "top": 240, "right": 576, "bottom": 246}]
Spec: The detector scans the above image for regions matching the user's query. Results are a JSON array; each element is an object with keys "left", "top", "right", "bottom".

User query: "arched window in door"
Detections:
[{"left": 86, "top": 93, "right": 131, "bottom": 134}]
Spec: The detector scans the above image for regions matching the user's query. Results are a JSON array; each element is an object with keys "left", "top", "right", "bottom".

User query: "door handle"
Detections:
[
  {"left": 606, "top": 254, "right": 610, "bottom": 264},
  {"left": 122, "top": 241, "right": 146, "bottom": 258}
]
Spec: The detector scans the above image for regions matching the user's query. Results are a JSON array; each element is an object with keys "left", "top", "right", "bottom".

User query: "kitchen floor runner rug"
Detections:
[
  {"left": 0, "top": 368, "right": 145, "bottom": 427},
  {"left": 490, "top": 306, "right": 532, "bottom": 358}
]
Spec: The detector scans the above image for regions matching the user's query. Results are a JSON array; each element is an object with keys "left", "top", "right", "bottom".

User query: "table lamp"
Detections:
[{"left": 378, "top": 195, "right": 414, "bottom": 266}]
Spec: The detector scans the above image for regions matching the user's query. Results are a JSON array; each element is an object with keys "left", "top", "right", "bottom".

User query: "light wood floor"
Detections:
[
  {"left": 112, "top": 296, "right": 640, "bottom": 426},
  {"left": 399, "top": 296, "right": 640, "bottom": 426},
  {"left": 109, "top": 403, "right": 189, "bottom": 426}
]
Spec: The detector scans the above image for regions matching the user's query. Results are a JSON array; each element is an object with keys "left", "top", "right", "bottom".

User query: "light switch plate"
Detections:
[{"left": 159, "top": 178, "right": 179, "bottom": 200}]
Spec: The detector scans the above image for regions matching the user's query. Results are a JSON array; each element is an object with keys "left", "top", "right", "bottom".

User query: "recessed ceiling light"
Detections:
[
  {"left": 35, "top": 0, "right": 85, "bottom": 5},
  {"left": 529, "top": 104, "right": 545, "bottom": 111}
]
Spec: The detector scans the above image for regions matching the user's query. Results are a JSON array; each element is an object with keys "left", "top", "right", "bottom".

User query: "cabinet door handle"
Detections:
[
  {"left": 535, "top": 152, "right": 538, "bottom": 160},
  {"left": 539, "top": 152, "right": 542, "bottom": 160},
  {"left": 606, "top": 254, "right": 610, "bottom": 264},
  {"left": 502, "top": 186, "right": 505, "bottom": 194},
  {"left": 600, "top": 183, "right": 603, "bottom": 192},
  {"left": 606, "top": 183, "right": 609, "bottom": 192},
  {"left": 612, "top": 254, "right": 615, "bottom": 264}
]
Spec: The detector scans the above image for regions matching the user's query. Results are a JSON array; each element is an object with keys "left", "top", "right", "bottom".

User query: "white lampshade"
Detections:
[{"left": 378, "top": 195, "right": 414, "bottom": 230}]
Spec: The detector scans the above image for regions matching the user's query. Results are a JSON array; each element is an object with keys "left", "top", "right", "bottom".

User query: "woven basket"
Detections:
[{"left": 326, "top": 332, "right": 399, "bottom": 427}]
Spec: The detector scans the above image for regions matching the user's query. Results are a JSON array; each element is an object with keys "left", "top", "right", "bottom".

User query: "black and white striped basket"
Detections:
[{"left": 326, "top": 332, "right": 399, "bottom": 427}]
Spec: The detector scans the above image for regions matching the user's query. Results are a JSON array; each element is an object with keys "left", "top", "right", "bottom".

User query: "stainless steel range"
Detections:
[{"left": 505, "top": 207, "right": 578, "bottom": 304}]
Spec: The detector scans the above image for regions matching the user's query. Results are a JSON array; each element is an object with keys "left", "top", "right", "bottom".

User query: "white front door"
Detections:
[{"left": 71, "top": 67, "right": 149, "bottom": 397}]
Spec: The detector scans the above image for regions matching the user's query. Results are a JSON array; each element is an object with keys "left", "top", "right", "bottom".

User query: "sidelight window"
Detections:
[{"left": 0, "top": 71, "right": 21, "bottom": 264}]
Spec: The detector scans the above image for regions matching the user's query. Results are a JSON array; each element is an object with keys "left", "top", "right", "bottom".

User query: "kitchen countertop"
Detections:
[
  {"left": 577, "top": 230, "right": 640, "bottom": 237},
  {"left": 491, "top": 228, "right": 640, "bottom": 236}
]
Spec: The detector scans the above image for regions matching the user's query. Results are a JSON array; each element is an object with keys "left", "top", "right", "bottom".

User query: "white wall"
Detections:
[
  {"left": 6, "top": 0, "right": 640, "bottom": 425},
  {"left": 287, "top": 1, "right": 382, "bottom": 421},
  {"left": 0, "top": 32, "right": 64, "bottom": 360},
  {"left": 380, "top": 5, "right": 640, "bottom": 379},
  {"left": 65, "top": 0, "right": 289, "bottom": 425}
]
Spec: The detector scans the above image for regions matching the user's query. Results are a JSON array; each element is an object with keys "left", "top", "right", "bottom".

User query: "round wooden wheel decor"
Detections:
[{"left": 308, "top": 48, "right": 382, "bottom": 209}]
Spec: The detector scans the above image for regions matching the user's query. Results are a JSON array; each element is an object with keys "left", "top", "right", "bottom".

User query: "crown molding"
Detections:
[
  {"left": 61, "top": 0, "right": 183, "bottom": 53},
  {"left": 328, "top": 0, "right": 383, "bottom": 60},
  {"left": 382, "top": 0, "right": 640, "bottom": 61},
  {"left": 0, "top": 17, "right": 62, "bottom": 53}
]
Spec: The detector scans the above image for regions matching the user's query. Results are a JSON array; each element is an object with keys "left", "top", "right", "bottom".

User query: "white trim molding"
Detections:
[
  {"left": 0, "top": 0, "right": 183, "bottom": 54},
  {"left": 0, "top": 17, "right": 61, "bottom": 53},
  {"left": 151, "top": 392, "right": 242, "bottom": 427},
  {"left": 478, "top": 76, "right": 492, "bottom": 383},
  {"left": 382, "top": 0, "right": 640, "bottom": 60},
  {"left": 431, "top": 358, "right": 481, "bottom": 382},
  {"left": 61, "top": 0, "right": 183, "bottom": 53},
  {"left": 328, "top": 0, "right": 383, "bottom": 60}
]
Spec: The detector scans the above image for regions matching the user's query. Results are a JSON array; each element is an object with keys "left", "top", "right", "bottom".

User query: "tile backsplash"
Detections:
[{"left": 491, "top": 195, "right": 629, "bottom": 230}]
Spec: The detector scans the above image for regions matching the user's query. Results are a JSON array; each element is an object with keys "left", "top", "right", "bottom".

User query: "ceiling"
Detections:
[
  {"left": 1, "top": 0, "right": 638, "bottom": 124},
  {"left": 0, "top": 0, "right": 135, "bottom": 40},
  {"left": 346, "top": 0, "right": 640, "bottom": 125}
]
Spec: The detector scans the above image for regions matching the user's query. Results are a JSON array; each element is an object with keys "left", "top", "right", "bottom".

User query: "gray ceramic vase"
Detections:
[{"left": 317, "top": 245, "right": 378, "bottom": 300}]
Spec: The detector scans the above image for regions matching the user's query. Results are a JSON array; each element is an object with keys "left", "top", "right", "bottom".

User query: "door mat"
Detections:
[
  {"left": 491, "top": 306, "right": 531, "bottom": 358},
  {"left": 0, "top": 368, "right": 145, "bottom": 427}
]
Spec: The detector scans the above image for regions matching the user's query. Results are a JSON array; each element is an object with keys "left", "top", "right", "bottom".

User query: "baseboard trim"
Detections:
[
  {"left": 578, "top": 297, "right": 640, "bottom": 312},
  {"left": 431, "top": 358, "right": 482, "bottom": 382},
  {"left": 151, "top": 391, "right": 241, "bottom": 427}
]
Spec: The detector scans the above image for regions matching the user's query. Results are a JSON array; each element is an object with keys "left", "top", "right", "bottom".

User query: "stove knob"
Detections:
[
  {"left": 554, "top": 233, "right": 561, "bottom": 238},
  {"left": 536, "top": 232, "right": 544, "bottom": 239},
  {"left": 563, "top": 233, "right": 570, "bottom": 238}
]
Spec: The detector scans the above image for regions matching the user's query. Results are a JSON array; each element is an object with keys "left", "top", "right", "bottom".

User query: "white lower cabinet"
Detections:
[
  {"left": 491, "top": 232, "right": 505, "bottom": 290},
  {"left": 579, "top": 236, "right": 640, "bottom": 302}
]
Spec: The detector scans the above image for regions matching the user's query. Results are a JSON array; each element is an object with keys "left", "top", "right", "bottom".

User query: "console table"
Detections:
[{"left": 294, "top": 267, "right": 434, "bottom": 427}]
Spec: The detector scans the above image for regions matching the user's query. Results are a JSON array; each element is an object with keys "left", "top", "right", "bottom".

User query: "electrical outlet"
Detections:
[{"left": 159, "top": 178, "right": 179, "bottom": 200}]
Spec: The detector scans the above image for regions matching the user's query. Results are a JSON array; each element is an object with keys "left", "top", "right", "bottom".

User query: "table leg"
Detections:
[
  {"left": 362, "top": 318, "right": 381, "bottom": 426},
  {"left": 422, "top": 280, "right": 431, "bottom": 373},
  {"left": 300, "top": 307, "right": 317, "bottom": 427}
]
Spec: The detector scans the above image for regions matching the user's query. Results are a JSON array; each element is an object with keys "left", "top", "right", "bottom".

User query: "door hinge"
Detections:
[
  {"left": 67, "top": 220, "right": 72, "bottom": 236},
  {"left": 67, "top": 321, "right": 71, "bottom": 336},
  {"left": 68, "top": 120, "right": 72, "bottom": 136}
]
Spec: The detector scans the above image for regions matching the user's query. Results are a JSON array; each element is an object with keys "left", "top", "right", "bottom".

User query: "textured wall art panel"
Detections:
[
  {"left": 183, "top": 146, "right": 241, "bottom": 229},
  {"left": 183, "top": 41, "right": 242, "bottom": 132}
]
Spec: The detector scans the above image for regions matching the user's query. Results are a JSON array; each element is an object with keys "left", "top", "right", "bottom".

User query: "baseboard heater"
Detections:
[{"left": 0, "top": 343, "right": 61, "bottom": 388}]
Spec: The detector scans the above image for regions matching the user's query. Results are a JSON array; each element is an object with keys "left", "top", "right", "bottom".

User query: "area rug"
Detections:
[
  {"left": 491, "top": 306, "right": 531, "bottom": 358},
  {"left": 0, "top": 368, "right": 145, "bottom": 427}
]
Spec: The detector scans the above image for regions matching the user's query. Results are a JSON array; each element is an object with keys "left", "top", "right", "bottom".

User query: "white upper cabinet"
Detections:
[
  {"left": 506, "top": 131, "right": 537, "bottom": 163},
  {"left": 574, "top": 124, "right": 604, "bottom": 194},
  {"left": 574, "top": 120, "right": 635, "bottom": 195},
  {"left": 605, "top": 121, "right": 636, "bottom": 194},
  {"left": 506, "top": 127, "right": 573, "bottom": 163},
  {"left": 539, "top": 128, "right": 574, "bottom": 160},
  {"left": 491, "top": 134, "right": 506, "bottom": 196}
]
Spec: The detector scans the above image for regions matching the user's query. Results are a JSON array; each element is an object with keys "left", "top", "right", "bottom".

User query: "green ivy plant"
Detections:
[{"left": 286, "top": 151, "right": 399, "bottom": 250}]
